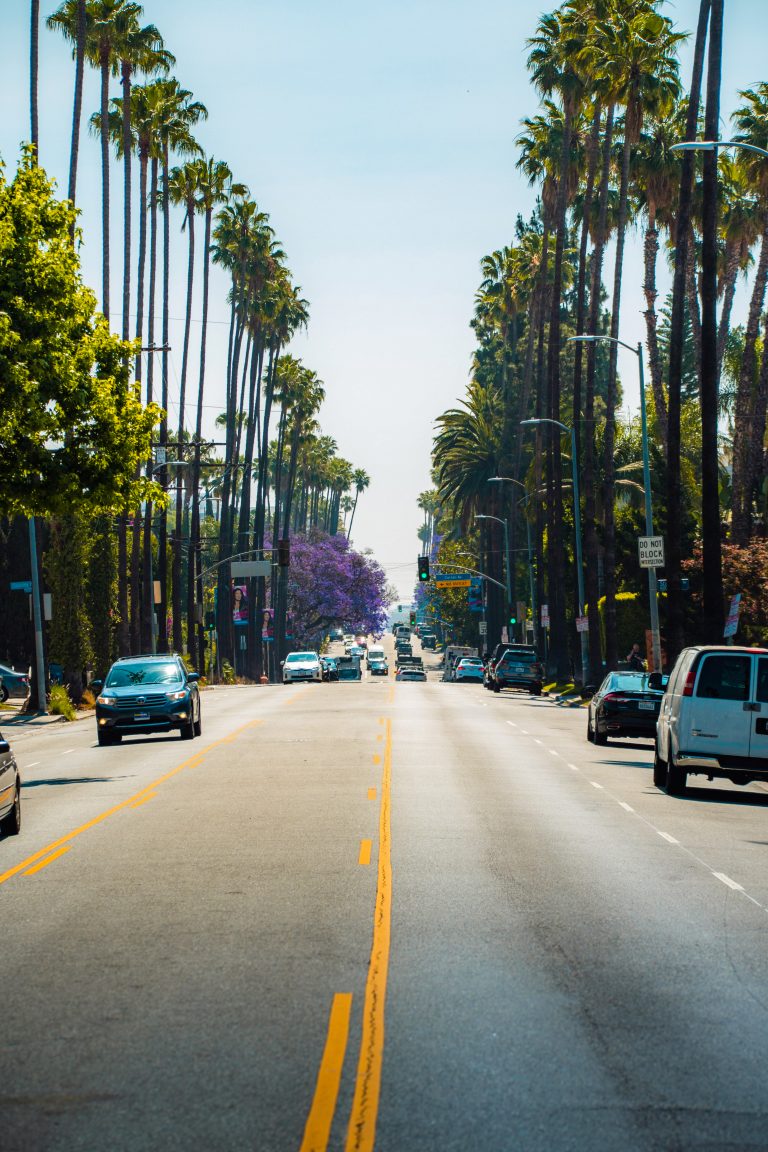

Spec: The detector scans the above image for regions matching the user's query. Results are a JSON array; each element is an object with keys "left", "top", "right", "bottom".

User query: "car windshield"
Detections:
[
  {"left": 106, "top": 662, "right": 182, "bottom": 687},
  {"left": 286, "top": 652, "right": 316, "bottom": 663}
]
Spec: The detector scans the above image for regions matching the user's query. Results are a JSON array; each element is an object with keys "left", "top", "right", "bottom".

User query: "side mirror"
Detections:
[
  {"left": 187, "top": 672, "right": 199, "bottom": 683},
  {"left": 90, "top": 680, "right": 103, "bottom": 695},
  {"left": 0, "top": 740, "right": 10, "bottom": 754},
  {"left": 647, "top": 671, "right": 663, "bottom": 692},
  {"left": 280, "top": 660, "right": 285, "bottom": 667}
]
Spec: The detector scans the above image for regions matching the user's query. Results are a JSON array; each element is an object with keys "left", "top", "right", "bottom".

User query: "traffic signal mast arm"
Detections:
[{"left": 435, "top": 561, "right": 506, "bottom": 592}]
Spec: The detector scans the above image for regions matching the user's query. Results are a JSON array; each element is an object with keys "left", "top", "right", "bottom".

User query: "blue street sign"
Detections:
[
  {"left": 657, "top": 578, "right": 689, "bottom": 593},
  {"left": 10, "top": 581, "right": 32, "bottom": 593}
]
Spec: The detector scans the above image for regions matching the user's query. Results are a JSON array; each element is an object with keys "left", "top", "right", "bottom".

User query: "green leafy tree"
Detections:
[{"left": 0, "top": 150, "right": 160, "bottom": 517}]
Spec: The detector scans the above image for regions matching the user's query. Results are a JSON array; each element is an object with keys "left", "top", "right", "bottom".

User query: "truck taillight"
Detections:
[{"left": 682, "top": 668, "right": 696, "bottom": 697}]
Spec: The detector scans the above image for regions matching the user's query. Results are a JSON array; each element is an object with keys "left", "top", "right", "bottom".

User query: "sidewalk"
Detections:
[{"left": 0, "top": 705, "right": 92, "bottom": 729}]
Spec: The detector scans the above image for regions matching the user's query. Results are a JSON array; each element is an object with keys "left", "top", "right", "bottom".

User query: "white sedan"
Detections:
[
  {"left": 454, "top": 658, "right": 485, "bottom": 683},
  {"left": 282, "top": 651, "right": 322, "bottom": 684}
]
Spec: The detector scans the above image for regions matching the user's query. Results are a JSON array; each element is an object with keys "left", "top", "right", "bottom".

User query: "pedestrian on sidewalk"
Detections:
[{"left": 626, "top": 642, "right": 645, "bottom": 671}]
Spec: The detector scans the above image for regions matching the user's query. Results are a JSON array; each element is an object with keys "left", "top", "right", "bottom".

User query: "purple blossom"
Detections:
[{"left": 286, "top": 531, "right": 391, "bottom": 643}]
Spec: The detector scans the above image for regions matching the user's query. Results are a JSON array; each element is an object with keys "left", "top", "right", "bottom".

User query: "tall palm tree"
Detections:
[
  {"left": 346, "top": 469, "right": 371, "bottom": 541},
  {"left": 30, "top": 0, "right": 39, "bottom": 155}
]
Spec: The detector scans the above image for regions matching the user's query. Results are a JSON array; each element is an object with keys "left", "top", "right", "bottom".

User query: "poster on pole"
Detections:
[
  {"left": 575, "top": 615, "right": 589, "bottom": 633},
  {"left": 723, "top": 593, "right": 742, "bottom": 638}
]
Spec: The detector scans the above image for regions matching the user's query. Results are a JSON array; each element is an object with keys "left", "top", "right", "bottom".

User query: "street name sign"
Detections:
[
  {"left": 435, "top": 572, "right": 471, "bottom": 589},
  {"left": 231, "top": 561, "right": 271, "bottom": 579},
  {"left": 638, "top": 536, "right": 665, "bottom": 568}
]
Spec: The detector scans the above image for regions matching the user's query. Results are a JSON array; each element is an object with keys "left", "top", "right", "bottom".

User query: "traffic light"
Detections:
[
  {"left": 418, "top": 555, "right": 430, "bottom": 582},
  {"left": 409, "top": 610, "right": 416, "bottom": 627},
  {"left": 509, "top": 614, "right": 517, "bottom": 626}
]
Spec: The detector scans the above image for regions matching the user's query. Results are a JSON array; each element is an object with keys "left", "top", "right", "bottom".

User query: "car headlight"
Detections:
[
  {"left": 167, "top": 689, "right": 188, "bottom": 701},
  {"left": 97, "top": 694, "right": 117, "bottom": 706}
]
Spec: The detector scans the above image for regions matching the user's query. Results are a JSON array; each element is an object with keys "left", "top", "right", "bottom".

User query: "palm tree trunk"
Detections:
[
  {"left": 731, "top": 217, "right": 768, "bottom": 543},
  {"left": 642, "top": 202, "right": 668, "bottom": 450},
  {"left": 117, "top": 61, "right": 133, "bottom": 658},
  {"left": 142, "top": 157, "right": 159, "bottom": 654},
  {"left": 172, "top": 200, "right": 196, "bottom": 656},
  {"left": 666, "top": 0, "right": 711, "bottom": 665},
  {"left": 30, "top": 0, "right": 39, "bottom": 156},
  {"left": 67, "top": 0, "right": 87, "bottom": 216},
  {"left": 685, "top": 237, "right": 703, "bottom": 384},
  {"left": 99, "top": 45, "right": 111, "bottom": 321},
  {"left": 700, "top": 0, "right": 725, "bottom": 643},
  {"left": 158, "top": 145, "right": 171, "bottom": 654},
  {"left": 717, "top": 241, "right": 740, "bottom": 379},
  {"left": 188, "top": 206, "right": 214, "bottom": 672}
]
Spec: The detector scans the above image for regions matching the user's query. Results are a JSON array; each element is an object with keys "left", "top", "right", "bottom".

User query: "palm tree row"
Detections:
[
  {"left": 28, "top": 0, "right": 371, "bottom": 684},
  {"left": 432, "top": 0, "right": 764, "bottom": 678}
]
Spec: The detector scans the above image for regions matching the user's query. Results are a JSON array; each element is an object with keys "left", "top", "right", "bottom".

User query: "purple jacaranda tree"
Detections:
[{"left": 286, "top": 531, "right": 391, "bottom": 646}]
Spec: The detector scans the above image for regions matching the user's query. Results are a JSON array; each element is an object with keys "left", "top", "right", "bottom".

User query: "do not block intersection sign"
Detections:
[{"left": 638, "top": 536, "right": 665, "bottom": 569}]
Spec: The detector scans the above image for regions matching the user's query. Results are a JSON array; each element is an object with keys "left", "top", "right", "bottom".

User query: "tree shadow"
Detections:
[
  {"left": 22, "top": 776, "right": 129, "bottom": 788},
  {"left": 597, "top": 760, "right": 653, "bottom": 770},
  {"left": 667, "top": 786, "right": 768, "bottom": 807}
]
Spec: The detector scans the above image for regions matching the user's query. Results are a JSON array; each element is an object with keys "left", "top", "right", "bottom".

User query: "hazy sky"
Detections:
[{"left": 2, "top": 1, "right": 767, "bottom": 600}]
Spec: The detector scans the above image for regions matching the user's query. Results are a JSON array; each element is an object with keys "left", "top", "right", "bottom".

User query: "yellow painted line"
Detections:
[
  {"left": 299, "top": 993, "right": 353, "bottom": 1152},
  {"left": 372, "top": 755, "right": 381, "bottom": 766},
  {"left": 377, "top": 717, "right": 384, "bottom": 725},
  {"left": 24, "top": 846, "right": 71, "bottom": 876},
  {"left": 368, "top": 788, "right": 376, "bottom": 801},
  {"left": 130, "top": 793, "right": 157, "bottom": 809},
  {"left": 345, "top": 718, "right": 392, "bottom": 1152},
  {"left": 358, "top": 839, "right": 372, "bottom": 866},
  {"left": 376, "top": 734, "right": 383, "bottom": 742},
  {"left": 0, "top": 717, "right": 263, "bottom": 889}
]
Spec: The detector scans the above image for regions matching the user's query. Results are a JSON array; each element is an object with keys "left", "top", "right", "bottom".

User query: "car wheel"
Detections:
[
  {"left": 180, "top": 715, "right": 195, "bottom": 740},
  {"left": 0, "top": 780, "right": 21, "bottom": 836},
  {"left": 492, "top": 683, "right": 501, "bottom": 694},
  {"left": 0, "top": 685, "right": 8, "bottom": 704},
  {"left": 652, "top": 741, "right": 667, "bottom": 788},
  {"left": 193, "top": 711, "right": 202, "bottom": 737},
  {"left": 587, "top": 715, "right": 595, "bottom": 743},
  {"left": 666, "top": 747, "right": 687, "bottom": 796},
  {"left": 97, "top": 730, "right": 114, "bottom": 746},
  {"left": 594, "top": 723, "right": 608, "bottom": 746}
]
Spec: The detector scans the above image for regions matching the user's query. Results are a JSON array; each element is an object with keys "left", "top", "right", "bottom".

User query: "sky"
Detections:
[{"left": 2, "top": 0, "right": 768, "bottom": 601}]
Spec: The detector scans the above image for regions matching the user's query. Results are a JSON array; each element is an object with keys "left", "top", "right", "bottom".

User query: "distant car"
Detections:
[
  {"left": 0, "top": 730, "right": 21, "bottom": 837},
  {"left": 348, "top": 644, "right": 366, "bottom": 659},
  {"left": 329, "top": 628, "right": 344, "bottom": 642},
  {"left": 92, "top": 654, "right": 201, "bottom": 746},
  {"left": 368, "top": 657, "right": 389, "bottom": 676},
  {"left": 283, "top": 651, "right": 322, "bottom": 684},
  {"left": 421, "top": 633, "right": 437, "bottom": 650},
  {"left": 320, "top": 657, "right": 339, "bottom": 682},
  {"left": 454, "top": 658, "right": 485, "bottom": 683},
  {"left": 0, "top": 663, "right": 30, "bottom": 703},
  {"left": 587, "top": 671, "right": 666, "bottom": 745},
  {"left": 336, "top": 655, "right": 362, "bottom": 681},
  {"left": 396, "top": 666, "right": 427, "bottom": 682}
]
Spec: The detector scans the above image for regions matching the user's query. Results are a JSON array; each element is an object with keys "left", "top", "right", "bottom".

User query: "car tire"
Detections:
[
  {"left": 193, "top": 711, "right": 202, "bottom": 738},
  {"left": 666, "top": 747, "right": 687, "bottom": 796},
  {"left": 587, "top": 715, "right": 595, "bottom": 743},
  {"left": 594, "top": 724, "right": 608, "bottom": 746},
  {"left": 652, "top": 741, "right": 667, "bottom": 788},
  {"left": 97, "top": 730, "right": 114, "bottom": 746},
  {"left": 180, "top": 716, "right": 195, "bottom": 740},
  {"left": 492, "top": 683, "right": 501, "bottom": 694},
  {"left": 0, "top": 686, "right": 8, "bottom": 704},
  {"left": 0, "top": 780, "right": 21, "bottom": 836}
]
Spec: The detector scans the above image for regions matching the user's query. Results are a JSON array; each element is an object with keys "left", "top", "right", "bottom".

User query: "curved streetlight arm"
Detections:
[
  {"left": 568, "top": 333, "right": 639, "bottom": 357},
  {"left": 520, "top": 417, "right": 569, "bottom": 435},
  {"left": 670, "top": 140, "right": 768, "bottom": 160}
]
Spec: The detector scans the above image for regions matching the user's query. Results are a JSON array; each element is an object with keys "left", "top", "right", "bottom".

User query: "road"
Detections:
[{"left": 3, "top": 638, "right": 768, "bottom": 1151}]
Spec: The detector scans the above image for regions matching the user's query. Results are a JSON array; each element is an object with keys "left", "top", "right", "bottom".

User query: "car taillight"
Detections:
[
  {"left": 602, "top": 693, "right": 632, "bottom": 704},
  {"left": 682, "top": 669, "right": 696, "bottom": 697}
]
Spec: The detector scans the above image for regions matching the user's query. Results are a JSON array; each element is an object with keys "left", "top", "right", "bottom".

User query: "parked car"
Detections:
[
  {"left": 396, "top": 666, "right": 427, "bottom": 682},
  {"left": 654, "top": 645, "right": 768, "bottom": 795},
  {"left": 0, "top": 730, "right": 21, "bottom": 837},
  {"left": 488, "top": 646, "right": 543, "bottom": 695},
  {"left": 320, "top": 657, "right": 339, "bottom": 682},
  {"left": 92, "top": 654, "right": 201, "bottom": 746},
  {"left": 587, "top": 671, "right": 666, "bottom": 744},
  {"left": 282, "top": 651, "right": 322, "bottom": 684},
  {"left": 0, "top": 662, "right": 30, "bottom": 703},
  {"left": 454, "top": 657, "right": 485, "bottom": 683}
]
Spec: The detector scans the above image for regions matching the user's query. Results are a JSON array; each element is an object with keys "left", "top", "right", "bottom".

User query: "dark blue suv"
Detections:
[{"left": 93, "top": 655, "right": 201, "bottom": 746}]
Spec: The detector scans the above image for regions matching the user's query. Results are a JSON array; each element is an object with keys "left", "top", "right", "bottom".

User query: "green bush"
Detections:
[
  {"left": 597, "top": 592, "right": 649, "bottom": 661},
  {"left": 49, "top": 683, "right": 76, "bottom": 721},
  {"left": 221, "top": 660, "right": 236, "bottom": 685}
]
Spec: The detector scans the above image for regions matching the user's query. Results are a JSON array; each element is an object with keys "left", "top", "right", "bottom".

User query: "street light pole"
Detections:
[
  {"left": 568, "top": 335, "right": 662, "bottom": 671},
  {"left": 520, "top": 418, "right": 588, "bottom": 685},
  {"left": 475, "top": 514, "right": 513, "bottom": 638},
  {"left": 487, "top": 477, "right": 537, "bottom": 644}
]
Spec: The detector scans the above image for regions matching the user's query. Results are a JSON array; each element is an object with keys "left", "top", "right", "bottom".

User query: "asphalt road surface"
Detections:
[{"left": 4, "top": 640, "right": 768, "bottom": 1151}]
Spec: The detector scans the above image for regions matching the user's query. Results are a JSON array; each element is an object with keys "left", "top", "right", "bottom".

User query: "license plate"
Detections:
[
  {"left": 134, "top": 712, "right": 149, "bottom": 721},
  {"left": 638, "top": 701, "right": 655, "bottom": 711}
]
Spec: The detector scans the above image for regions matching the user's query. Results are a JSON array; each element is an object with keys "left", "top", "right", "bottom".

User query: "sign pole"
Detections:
[{"left": 638, "top": 348, "right": 663, "bottom": 672}]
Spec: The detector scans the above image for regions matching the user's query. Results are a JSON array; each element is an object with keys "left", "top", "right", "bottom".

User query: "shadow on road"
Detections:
[
  {"left": 674, "top": 786, "right": 768, "bottom": 807},
  {"left": 22, "top": 776, "right": 128, "bottom": 788},
  {"left": 598, "top": 759, "right": 653, "bottom": 770}
]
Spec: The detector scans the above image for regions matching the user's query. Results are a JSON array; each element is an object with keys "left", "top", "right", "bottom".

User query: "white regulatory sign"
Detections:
[{"left": 638, "top": 536, "right": 665, "bottom": 569}]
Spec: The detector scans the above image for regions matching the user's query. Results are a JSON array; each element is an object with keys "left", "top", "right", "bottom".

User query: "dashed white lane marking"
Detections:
[
  {"left": 534, "top": 739, "right": 543, "bottom": 745},
  {"left": 567, "top": 763, "right": 579, "bottom": 771},
  {"left": 619, "top": 801, "right": 634, "bottom": 812},
  {"left": 507, "top": 721, "right": 517, "bottom": 727},
  {"left": 26, "top": 761, "right": 40, "bottom": 768},
  {"left": 63, "top": 749, "right": 75, "bottom": 755},
  {"left": 657, "top": 830, "right": 679, "bottom": 845},
  {"left": 549, "top": 749, "right": 560, "bottom": 757},
  {"left": 712, "top": 872, "right": 744, "bottom": 892},
  {"left": 590, "top": 781, "right": 603, "bottom": 790},
  {"left": 520, "top": 728, "right": 529, "bottom": 734}
]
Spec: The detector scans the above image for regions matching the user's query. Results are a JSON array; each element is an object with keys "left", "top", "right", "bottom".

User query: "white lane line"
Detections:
[
  {"left": 520, "top": 728, "right": 529, "bottom": 734},
  {"left": 63, "top": 749, "right": 75, "bottom": 755},
  {"left": 506, "top": 721, "right": 517, "bottom": 728},
  {"left": 712, "top": 872, "right": 744, "bottom": 892},
  {"left": 533, "top": 738, "right": 543, "bottom": 745},
  {"left": 26, "top": 761, "right": 40, "bottom": 768},
  {"left": 619, "top": 801, "right": 634, "bottom": 812},
  {"left": 590, "top": 781, "right": 603, "bottom": 790},
  {"left": 549, "top": 749, "right": 560, "bottom": 757},
  {"left": 656, "top": 830, "right": 679, "bottom": 845},
  {"left": 567, "top": 763, "right": 579, "bottom": 771}
]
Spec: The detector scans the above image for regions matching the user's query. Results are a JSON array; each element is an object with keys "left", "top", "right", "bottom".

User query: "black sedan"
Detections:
[{"left": 587, "top": 671, "right": 666, "bottom": 745}]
